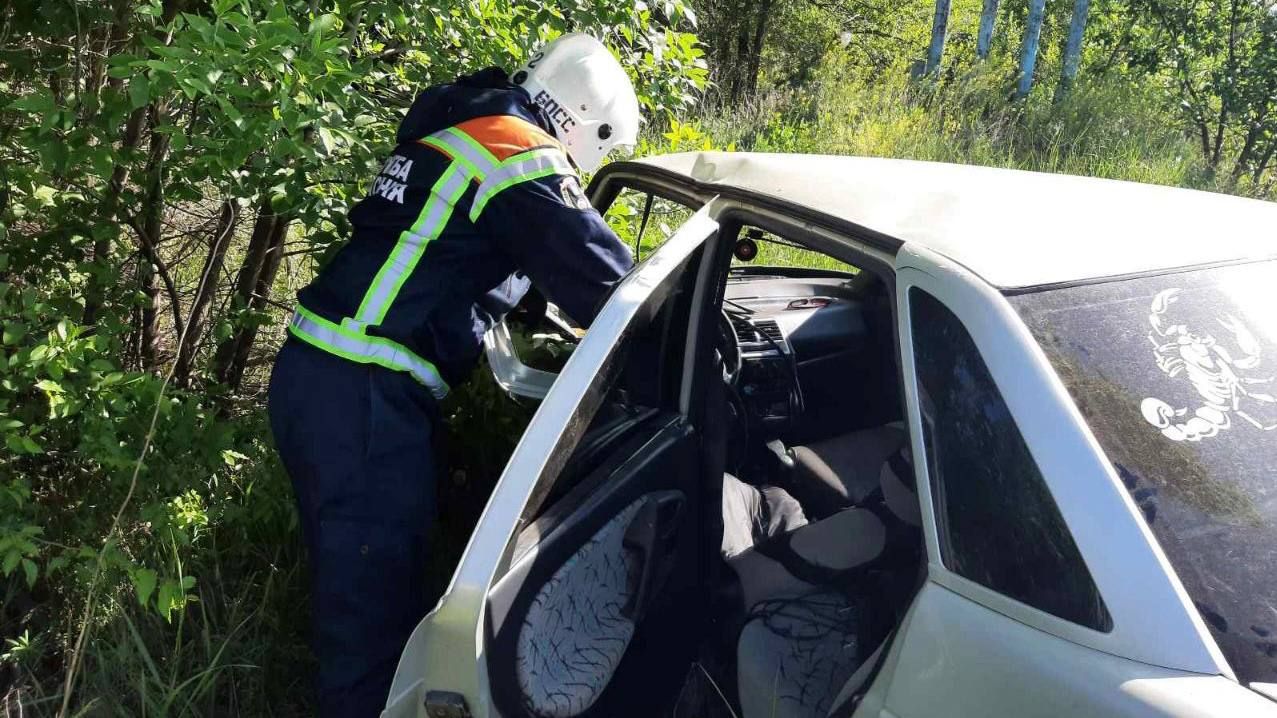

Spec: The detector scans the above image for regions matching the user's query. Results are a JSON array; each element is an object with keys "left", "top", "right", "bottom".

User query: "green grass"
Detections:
[{"left": 699, "top": 57, "right": 1224, "bottom": 197}]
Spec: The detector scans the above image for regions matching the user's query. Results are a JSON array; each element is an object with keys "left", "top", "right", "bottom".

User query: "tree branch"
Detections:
[
  {"left": 250, "top": 291, "right": 295, "bottom": 313},
  {"left": 125, "top": 215, "right": 185, "bottom": 340}
]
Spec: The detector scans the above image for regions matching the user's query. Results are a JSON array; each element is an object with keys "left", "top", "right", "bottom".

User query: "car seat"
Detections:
[
  {"left": 719, "top": 426, "right": 921, "bottom": 718},
  {"left": 786, "top": 423, "right": 910, "bottom": 520}
]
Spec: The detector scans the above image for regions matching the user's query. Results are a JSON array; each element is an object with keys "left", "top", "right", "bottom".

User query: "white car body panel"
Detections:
[
  {"left": 858, "top": 583, "right": 1277, "bottom": 718},
  {"left": 632, "top": 152, "right": 1277, "bottom": 288},
  {"left": 381, "top": 203, "right": 718, "bottom": 718},
  {"left": 893, "top": 245, "right": 1226, "bottom": 674},
  {"left": 855, "top": 245, "right": 1277, "bottom": 717}
]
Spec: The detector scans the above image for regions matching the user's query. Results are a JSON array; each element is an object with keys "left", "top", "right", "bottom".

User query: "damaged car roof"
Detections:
[{"left": 623, "top": 152, "right": 1277, "bottom": 289}]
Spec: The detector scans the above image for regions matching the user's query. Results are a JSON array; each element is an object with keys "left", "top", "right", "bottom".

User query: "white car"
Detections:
[{"left": 383, "top": 153, "right": 1277, "bottom": 718}]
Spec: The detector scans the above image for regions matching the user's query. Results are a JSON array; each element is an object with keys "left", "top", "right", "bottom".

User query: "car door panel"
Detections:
[
  {"left": 485, "top": 417, "right": 697, "bottom": 717},
  {"left": 383, "top": 204, "right": 718, "bottom": 718}
]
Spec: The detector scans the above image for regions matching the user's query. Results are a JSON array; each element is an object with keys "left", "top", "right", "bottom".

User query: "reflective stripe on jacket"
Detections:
[{"left": 291, "top": 70, "right": 633, "bottom": 398}]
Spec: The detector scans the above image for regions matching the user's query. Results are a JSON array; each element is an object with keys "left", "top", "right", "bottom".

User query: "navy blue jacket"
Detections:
[{"left": 292, "top": 68, "right": 633, "bottom": 397}]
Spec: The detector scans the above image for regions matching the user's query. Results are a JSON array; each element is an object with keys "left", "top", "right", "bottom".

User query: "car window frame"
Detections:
[
  {"left": 896, "top": 243, "right": 1230, "bottom": 676},
  {"left": 908, "top": 285, "right": 1112, "bottom": 631}
]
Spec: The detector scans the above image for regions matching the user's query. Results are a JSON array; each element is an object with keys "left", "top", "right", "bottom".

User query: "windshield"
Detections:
[{"left": 1010, "top": 260, "right": 1277, "bottom": 686}]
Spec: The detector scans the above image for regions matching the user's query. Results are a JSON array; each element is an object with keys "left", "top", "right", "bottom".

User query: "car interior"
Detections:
[
  {"left": 479, "top": 203, "right": 926, "bottom": 718},
  {"left": 694, "top": 219, "right": 924, "bottom": 718}
]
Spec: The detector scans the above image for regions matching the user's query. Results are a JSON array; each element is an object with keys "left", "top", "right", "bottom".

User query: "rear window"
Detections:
[{"left": 1010, "top": 259, "right": 1277, "bottom": 685}]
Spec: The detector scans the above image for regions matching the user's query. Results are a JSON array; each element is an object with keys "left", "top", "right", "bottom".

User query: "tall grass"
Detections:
[{"left": 698, "top": 57, "right": 1230, "bottom": 197}]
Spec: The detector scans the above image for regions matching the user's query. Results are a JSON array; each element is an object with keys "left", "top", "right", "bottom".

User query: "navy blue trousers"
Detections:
[{"left": 268, "top": 338, "right": 439, "bottom": 717}]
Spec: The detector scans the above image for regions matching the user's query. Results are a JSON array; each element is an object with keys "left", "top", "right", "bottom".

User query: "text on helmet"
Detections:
[{"left": 532, "top": 90, "right": 577, "bottom": 136}]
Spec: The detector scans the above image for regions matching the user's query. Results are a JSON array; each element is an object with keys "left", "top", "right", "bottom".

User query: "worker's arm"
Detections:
[{"left": 474, "top": 165, "right": 634, "bottom": 326}]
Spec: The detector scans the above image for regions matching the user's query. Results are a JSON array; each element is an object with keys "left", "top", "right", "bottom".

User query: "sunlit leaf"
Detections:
[
  {"left": 308, "top": 13, "right": 338, "bottom": 35},
  {"left": 132, "top": 568, "right": 157, "bottom": 607}
]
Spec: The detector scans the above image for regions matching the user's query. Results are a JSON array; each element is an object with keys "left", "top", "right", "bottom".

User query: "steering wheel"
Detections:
[{"left": 718, "top": 309, "right": 742, "bottom": 386}]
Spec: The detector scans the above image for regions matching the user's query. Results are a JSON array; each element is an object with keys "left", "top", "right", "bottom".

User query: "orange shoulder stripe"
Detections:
[{"left": 454, "top": 115, "right": 562, "bottom": 161}]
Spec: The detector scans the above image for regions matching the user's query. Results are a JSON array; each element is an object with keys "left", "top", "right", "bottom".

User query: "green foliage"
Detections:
[
  {"left": 1120, "top": 0, "right": 1277, "bottom": 186},
  {"left": 690, "top": 0, "right": 1276, "bottom": 193},
  {"left": 699, "top": 52, "right": 1213, "bottom": 191},
  {"left": 1, "top": 1, "right": 705, "bottom": 713}
]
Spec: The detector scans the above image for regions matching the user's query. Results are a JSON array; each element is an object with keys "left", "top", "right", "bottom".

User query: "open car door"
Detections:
[{"left": 383, "top": 202, "right": 720, "bottom": 718}]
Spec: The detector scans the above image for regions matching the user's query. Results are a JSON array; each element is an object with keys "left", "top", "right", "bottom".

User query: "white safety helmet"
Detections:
[{"left": 512, "top": 33, "right": 641, "bottom": 173}]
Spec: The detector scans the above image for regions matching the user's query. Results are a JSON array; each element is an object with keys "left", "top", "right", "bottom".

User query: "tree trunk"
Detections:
[
  {"left": 82, "top": 0, "right": 186, "bottom": 326},
  {"left": 126, "top": 279, "right": 142, "bottom": 368},
  {"left": 214, "top": 126, "right": 312, "bottom": 390},
  {"left": 1016, "top": 0, "right": 1047, "bottom": 98},
  {"left": 1253, "top": 141, "right": 1277, "bottom": 185},
  {"left": 743, "top": 0, "right": 774, "bottom": 97},
  {"left": 220, "top": 215, "right": 291, "bottom": 392},
  {"left": 977, "top": 0, "right": 1000, "bottom": 60},
  {"left": 211, "top": 197, "right": 284, "bottom": 388},
  {"left": 138, "top": 256, "right": 161, "bottom": 371},
  {"left": 731, "top": 20, "right": 752, "bottom": 103},
  {"left": 136, "top": 104, "right": 173, "bottom": 372},
  {"left": 211, "top": 202, "right": 274, "bottom": 385},
  {"left": 1211, "top": 0, "right": 1241, "bottom": 170},
  {"left": 1195, "top": 113, "right": 1212, "bottom": 163},
  {"left": 1055, "top": 0, "right": 1091, "bottom": 102},
  {"left": 925, "top": 0, "right": 952, "bottom": 75},
  {"left": 173, "top": 198, "right": 239, "bottom": 386}
]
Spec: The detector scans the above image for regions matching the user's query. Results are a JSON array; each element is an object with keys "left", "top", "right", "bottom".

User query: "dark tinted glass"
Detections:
[
  {"left": 1010, "top": 260, "right": 1277, "bottom": 684},
  {"left": 911, "top": 288, "right": 1112, "bottom": 631}
]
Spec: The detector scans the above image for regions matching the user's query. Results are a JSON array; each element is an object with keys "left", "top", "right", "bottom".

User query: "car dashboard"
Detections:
[{"left": 724, "top": 271, "right": 896, "bottom": 442}]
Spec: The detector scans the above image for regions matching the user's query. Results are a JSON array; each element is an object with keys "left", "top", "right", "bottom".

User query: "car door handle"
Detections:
[{"left": 620, "top": 490, "right": 685, "bottom": 621}]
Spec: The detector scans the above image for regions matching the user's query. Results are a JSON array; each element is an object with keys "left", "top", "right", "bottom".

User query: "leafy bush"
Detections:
[{"left": 0, "top": 1, "right": 706, "bottom": 713}]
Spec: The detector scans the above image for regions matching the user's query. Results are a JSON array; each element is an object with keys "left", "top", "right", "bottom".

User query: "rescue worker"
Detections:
[{"left": 266, "top": 34, "right": 639, "bottom": 716}]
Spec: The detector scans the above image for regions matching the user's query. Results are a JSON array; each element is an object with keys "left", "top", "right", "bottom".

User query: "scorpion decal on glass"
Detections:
[{"left": 1139, "top": 288, "right": 1277, "bottom": 442}]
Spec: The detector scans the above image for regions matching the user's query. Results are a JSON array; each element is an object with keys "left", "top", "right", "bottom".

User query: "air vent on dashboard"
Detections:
[
  {"left": 755, "top": 319, "right": 783, "bottom": 343},
  {"left": 730, "top": 316, "right": 784, "bottom": 346}
]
